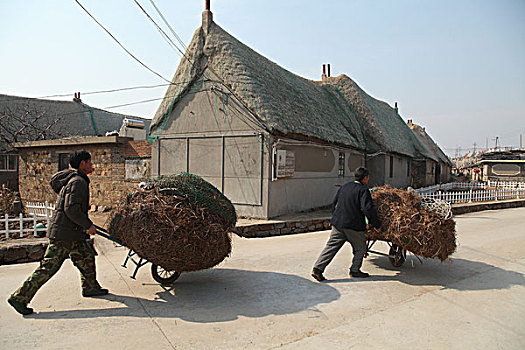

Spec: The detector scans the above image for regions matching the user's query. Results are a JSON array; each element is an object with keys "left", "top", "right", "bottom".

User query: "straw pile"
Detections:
[
  {"left": 106, "top": 173, "right": 236, "bottom": 272},
  {"left": 366, "top": 186, "right": 456, "bottom": 261}
]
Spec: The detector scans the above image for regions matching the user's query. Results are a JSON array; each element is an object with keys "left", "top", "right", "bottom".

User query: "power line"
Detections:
[
  {"left": 74, "top": 0, "right": 172, "bottom": 83},
  {"left": 132, "top": 0, "right": 186, "bottom": 57},
  {"left": 0, "top": 82, "right": 189, "bottom": 103},
  {"left": 149, "top": 0, "right": 187, "bottom": 51}
]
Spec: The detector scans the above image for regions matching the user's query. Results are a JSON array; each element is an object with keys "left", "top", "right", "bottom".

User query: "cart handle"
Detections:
[{"left": 94, "top": 224, "right": 123, "bottom": 245}]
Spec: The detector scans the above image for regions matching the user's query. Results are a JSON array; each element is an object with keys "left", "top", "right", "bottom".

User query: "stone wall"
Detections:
[{"left": 17, "top": 138, "right": 151, "bottom": 209}]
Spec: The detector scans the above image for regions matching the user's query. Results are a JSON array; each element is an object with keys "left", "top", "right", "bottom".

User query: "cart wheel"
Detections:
[
  {"left": 388, "top": 245, "right": 406, "bottom": 267},
  {"left": 151, "top": 264, "right": 181, "bottom": 285}
]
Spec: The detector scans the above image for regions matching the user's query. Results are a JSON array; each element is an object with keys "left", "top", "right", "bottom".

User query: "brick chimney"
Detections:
[
  {"left": 321, "top": 64, "right": 327, "bottom": 81},
  {"left": 394, "top": 102, "right": 398, "bottom": 113},
  {"left": 202, "top": 0, "right": 213, "bottom": 33}
]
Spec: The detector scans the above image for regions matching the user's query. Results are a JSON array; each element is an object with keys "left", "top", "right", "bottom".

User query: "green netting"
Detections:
[{"left": 153, "top": 172, "right": 237, "bottom": 225}]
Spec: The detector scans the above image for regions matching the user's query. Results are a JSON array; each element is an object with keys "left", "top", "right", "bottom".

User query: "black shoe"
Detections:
[
  {"left": 7, "top": 296, "right": 33, "bottom": 315},
  {"left": 82, "top": 288, "right": 109, "bottom": 297},
  {"left": 350, "top": 270, "right": 370, "bottom": 278},
  {"left": 311, "top": 268, "right": 326, "bottom": 282}
]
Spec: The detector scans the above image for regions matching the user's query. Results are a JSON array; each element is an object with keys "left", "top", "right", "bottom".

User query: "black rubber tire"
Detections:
[
  {"left": 388, "top": 245, "right": 406, "bottom": 267},
  {"left": 151, "top": 264, "right": 181, "bottom": 285}
]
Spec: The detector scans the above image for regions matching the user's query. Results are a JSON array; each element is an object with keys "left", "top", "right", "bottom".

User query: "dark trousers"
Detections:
[
  {"left": 11, "top": 240, "right": 100, "bottom": 304},
  {"left": 313, "top": 226, "right": 367, "bottom": 273}
]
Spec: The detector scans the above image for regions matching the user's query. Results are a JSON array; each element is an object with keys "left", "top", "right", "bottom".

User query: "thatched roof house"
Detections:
[
  {"left": 149, "top": 5, "right": 445, "bottom": 217},
  {"left": 407, "top": 120, "right": 452, "bottom": 185},
  {"left": 151, "top": 20, "right": 366, "bottom": 151}
]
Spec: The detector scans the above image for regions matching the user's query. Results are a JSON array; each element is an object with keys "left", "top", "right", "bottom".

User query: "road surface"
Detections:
[{"left": 1, "top": 208, "right": 524, "bottom": 349}]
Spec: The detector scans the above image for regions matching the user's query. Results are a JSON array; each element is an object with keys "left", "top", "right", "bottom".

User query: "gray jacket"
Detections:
[{"left": 47, "top": 169, "right": 93, "bottom": 241}]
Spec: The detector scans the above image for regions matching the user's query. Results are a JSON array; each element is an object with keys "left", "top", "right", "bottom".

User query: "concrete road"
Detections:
[{"left": 1, "top": 208, "right": 524, "bottom": 350}]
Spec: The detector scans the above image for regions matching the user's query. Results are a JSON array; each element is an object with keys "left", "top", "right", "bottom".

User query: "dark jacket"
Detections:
[
  {"left": 47, "top": 169, "right": 93, "bottom": 241},
  {"left": 330, "top": 181, "right": 381, "bottom": 231}
]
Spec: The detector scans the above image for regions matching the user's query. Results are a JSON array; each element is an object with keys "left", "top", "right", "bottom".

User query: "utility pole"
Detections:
[
  {"left": 521, "top": 133, "right": 523, "bottom": 149},
  {"left": 486, "top": 137, "right": 488, "bottom": 151},
  {"left": 493, "top": 136, "right": 499, "bottom": 150}
]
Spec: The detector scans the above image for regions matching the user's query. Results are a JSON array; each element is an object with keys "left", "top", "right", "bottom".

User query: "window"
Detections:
[
  {"left": 0, "top": 154, "right": 18, "bottom": 171},
  {"left": 58, "top": 153, "right": 70, "bottom": 171},
  {"left": 492, "top": 164, "right": 520, "bottom": 176},
  {"left": 389, "top": 155, "right": 394, "bottom": 178},
  {"left": 407, "top": 159, "right": 410, "bottom": 177},
  {"left": 338, "top": 152, "right": 345, "bottom": 177}
]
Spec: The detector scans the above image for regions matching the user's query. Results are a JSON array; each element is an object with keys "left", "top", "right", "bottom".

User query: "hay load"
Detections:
[
  {"left": 106, "top": 173, "right": 236, "bottom": 272},
  {"left": 366, "top": 186, "right": 456, "bottom": 261}
]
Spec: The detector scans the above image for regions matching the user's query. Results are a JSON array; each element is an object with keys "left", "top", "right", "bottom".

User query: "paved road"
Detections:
[{"left": 1, "top": 208, "right": 524, "bottom": 349}]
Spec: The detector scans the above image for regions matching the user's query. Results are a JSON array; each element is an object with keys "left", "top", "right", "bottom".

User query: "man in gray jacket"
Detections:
[{"left": 7, "top": 150, "right": 107, "bottom": 315}]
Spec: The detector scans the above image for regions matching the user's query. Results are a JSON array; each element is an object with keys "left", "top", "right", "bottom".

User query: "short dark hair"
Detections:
[
  {"left": 69, "top": 150, "right": 91, "bottom": 169},
  {"left": 354, "top": 167, "right": 369, "bottom": 182}
]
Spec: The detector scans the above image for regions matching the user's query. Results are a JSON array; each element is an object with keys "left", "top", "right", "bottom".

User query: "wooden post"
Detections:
[
  {"left": 19, "top": 213, "right": 24, "bottom": 238},
  {"left": 4, "top": 214, "right": 8, "bottom": 240},
  {"left": 33, "top": 213, "right": 37, "bottom": 237}
]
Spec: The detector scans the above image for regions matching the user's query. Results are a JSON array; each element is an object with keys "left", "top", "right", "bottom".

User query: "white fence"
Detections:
[
  {"left": 417, "top": 181, "right": 525, "bottom": 204},
  {"left": 1, "top": 202, "right": 55, "bottom": 240}
]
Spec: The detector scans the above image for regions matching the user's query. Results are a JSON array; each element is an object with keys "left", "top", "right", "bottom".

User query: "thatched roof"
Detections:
[
  {"left": 325, "top": 75, "right": 435, "bottom": 158},
  {"left": 409, "top": 122, "right": 452, "bottom": 165},
  {"left": 151, "top": 22, "right": 366, "bottom": 150},
  {"left": 0, "top": 94, "right": 150, "bottom": 152},
  {"left": 151, "top": 16, "right": 435, "bottom": 160}
]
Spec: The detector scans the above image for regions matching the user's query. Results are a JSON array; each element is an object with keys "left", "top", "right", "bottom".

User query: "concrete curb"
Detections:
[{"left": 2, "top": 199, "right": 525, "bottom": 264}]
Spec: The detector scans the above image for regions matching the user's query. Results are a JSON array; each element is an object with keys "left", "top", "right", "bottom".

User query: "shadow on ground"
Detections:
[
  {"left": 352, "top": 256, "right": 525, "bottom": 291},
  {"left": 26, "top": 268, "right": 340, "bottom": 322}
]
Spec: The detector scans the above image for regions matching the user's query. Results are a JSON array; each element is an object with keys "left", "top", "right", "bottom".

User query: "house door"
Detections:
[{"left": 157, "top": 134, "right": 264, "bottom": 206}]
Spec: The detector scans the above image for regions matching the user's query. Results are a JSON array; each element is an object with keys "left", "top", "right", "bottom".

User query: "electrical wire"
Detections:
[
  {"left": 149, "top": 0, "right": 187, "bottom": 51},
  {"left": 132, "top": 0, "right": 186, "bottom": 57},
  {"left": 74, "top": 0, "right": 172, "bottom": 83}
]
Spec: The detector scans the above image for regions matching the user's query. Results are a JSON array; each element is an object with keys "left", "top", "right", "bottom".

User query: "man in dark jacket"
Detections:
[
  {"left": 312, "top": 167, "right": 381, "bottom": 281},
  {"left": 7, "top": 150, "right": 108, "bottom": 315}
]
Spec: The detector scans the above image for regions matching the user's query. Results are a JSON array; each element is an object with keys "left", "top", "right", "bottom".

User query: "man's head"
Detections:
[
  {"left": 355, "top": 167, "right": 369, "bottom": 185},
  {"left": 70, "top": 150, "right": 93, "bottom": 175}
]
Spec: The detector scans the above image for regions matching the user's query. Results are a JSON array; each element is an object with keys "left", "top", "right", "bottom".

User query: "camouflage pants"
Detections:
[{"left": 11, "top": 240, "right": 101, "bottom": 304}]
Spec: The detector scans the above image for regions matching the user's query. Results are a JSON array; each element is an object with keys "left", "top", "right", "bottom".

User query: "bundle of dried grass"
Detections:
[
  {"left": 366, "top": 186, "right": 456, "bottom": 261},
  {"left": 106, "top": 173, "right": 236, "bottom": 272}
]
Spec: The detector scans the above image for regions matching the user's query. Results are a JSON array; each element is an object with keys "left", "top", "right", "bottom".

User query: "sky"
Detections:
[{"left": 1, "top": 0, "right": 524, "bottom": 157}]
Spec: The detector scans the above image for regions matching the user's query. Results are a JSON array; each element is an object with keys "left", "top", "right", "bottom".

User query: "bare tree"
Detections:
[{"left": 0, "top": 105, "right": 68, "bottom": 151}]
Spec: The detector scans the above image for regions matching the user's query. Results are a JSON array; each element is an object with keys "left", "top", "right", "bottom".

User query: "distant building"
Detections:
[
  {"left": 12, "top": 136, "right": 151, "bottom": 209},
  {"left": 0, "top": 93, "right": 150, "bottom": 191},
  {"left": 478, "top": 150, "right": 525, "bottom": 182},
  {"left": 407, "top": 120, "right": 452, "bottom": 186}
]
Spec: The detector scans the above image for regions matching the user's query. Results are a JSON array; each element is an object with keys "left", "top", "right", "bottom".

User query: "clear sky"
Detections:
[{"left": 1, "top": 0, "right": 524, "bottom": 156}]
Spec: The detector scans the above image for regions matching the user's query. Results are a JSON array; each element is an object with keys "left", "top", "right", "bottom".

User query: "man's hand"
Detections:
[{"left": 86, "top": 225, "right": 97, "bottom": 235}]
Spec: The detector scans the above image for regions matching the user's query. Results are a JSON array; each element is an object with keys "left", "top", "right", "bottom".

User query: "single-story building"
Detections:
[
  {"left": 0, "top": 93, "right": 150, "bottom": 191},
  {"left": 148, "top": 6, "right": 436, "bottom": 218},
  {"left": 12, "top": 136, "right": 151, "bottom": 209},
  {"left": 407, "top": 120, "right": 452, "bottom": 187}
]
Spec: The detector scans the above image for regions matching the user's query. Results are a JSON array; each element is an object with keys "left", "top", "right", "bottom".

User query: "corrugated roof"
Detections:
[{"left": 0, "top": 94, "right": 150, "bottom": 152}]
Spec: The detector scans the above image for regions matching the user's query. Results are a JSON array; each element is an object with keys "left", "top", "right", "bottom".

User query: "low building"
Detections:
[
  {"left": 12, "top": 136, "right": 151, "bottom": 209},
  {"left": 479, "top": 150, "right": 525, "bottom": 183},
  {"left": 0, "top": 93, "right": 150, "bottom": 191},
  {"left": 407, "top": 120, "right": 452, "bottom": 187},
  {"left": 149, "top": 6, "right": 436, "bottom": 218}
]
